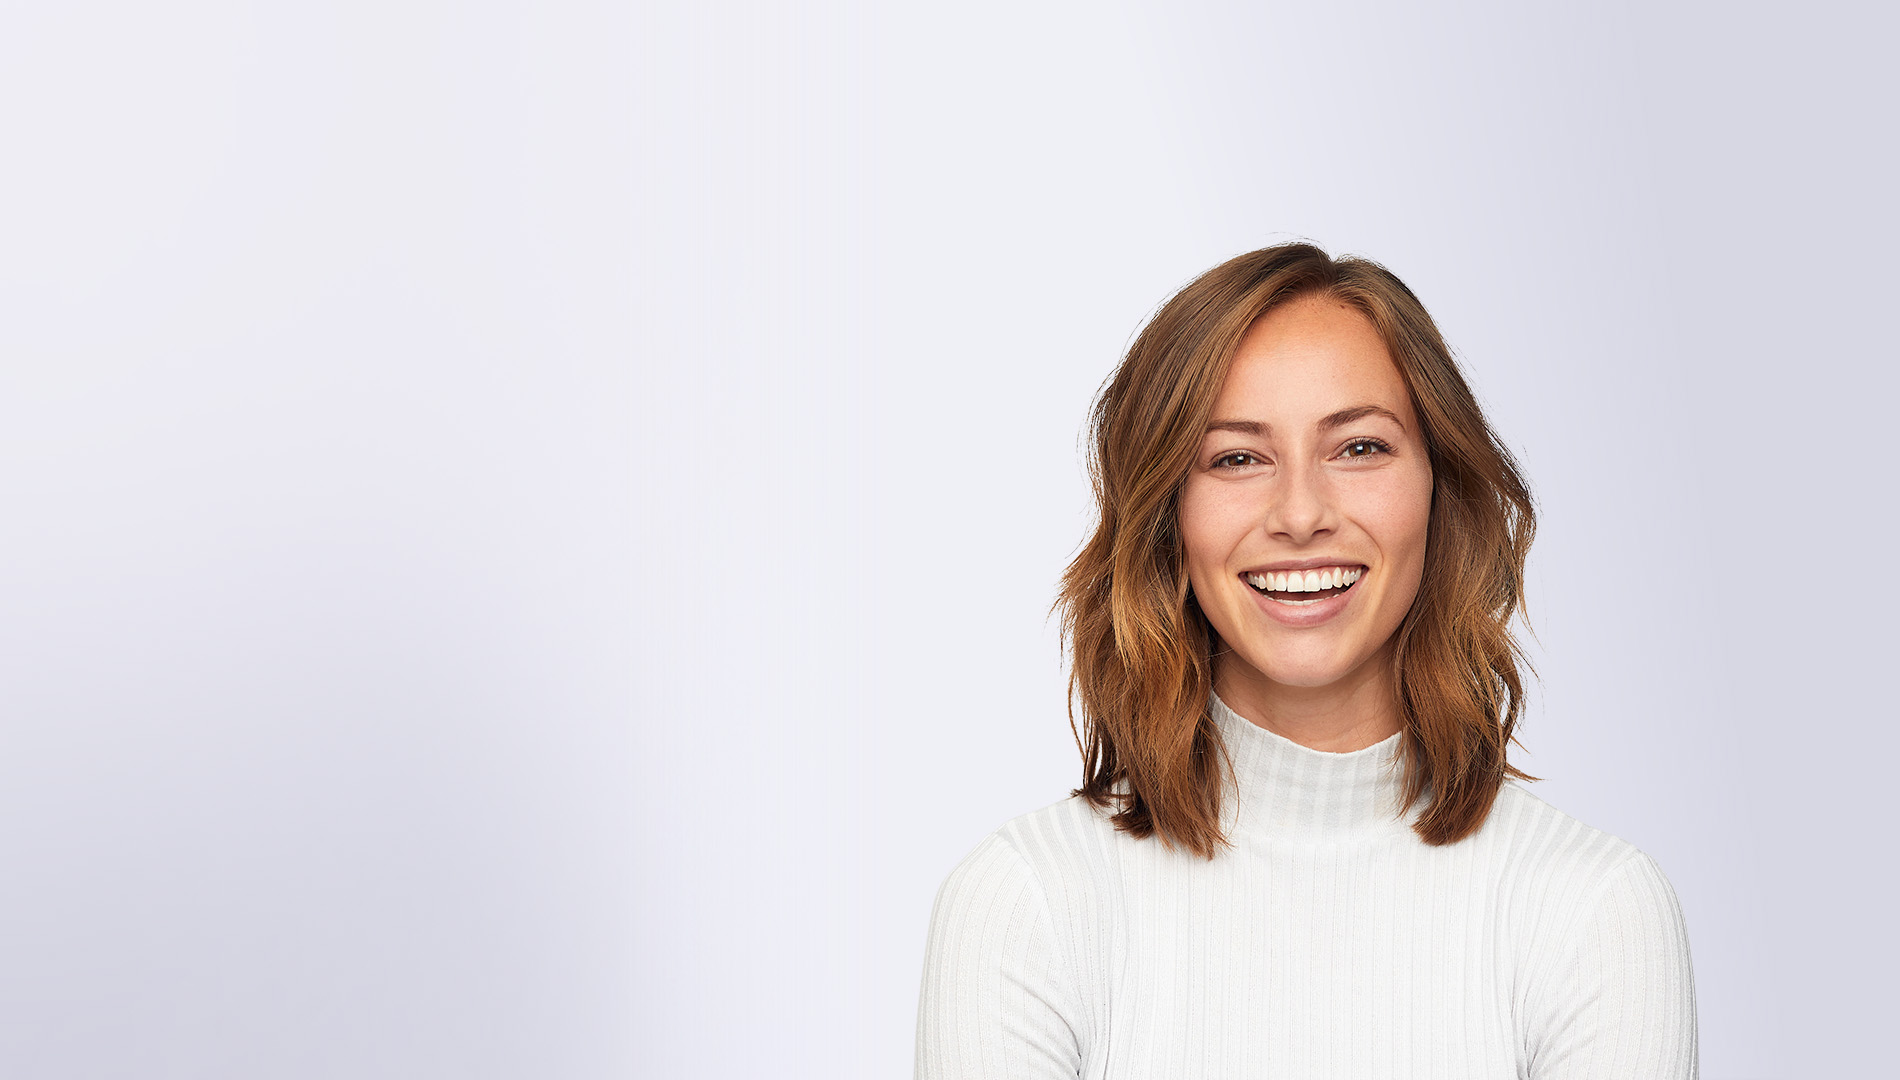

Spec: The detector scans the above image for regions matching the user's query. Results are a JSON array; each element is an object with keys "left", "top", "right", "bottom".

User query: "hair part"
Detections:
[{"left": 1055, "top": 242, "right": 1539, "bottom": 858}]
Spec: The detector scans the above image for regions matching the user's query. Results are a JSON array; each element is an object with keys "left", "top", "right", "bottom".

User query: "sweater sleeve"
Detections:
[
  {"left": 1524, "top": 850, "right": 1700, "bottom": 1078},
  {"left": 914, "top": 831, "right": 1084, "bottom": 1080}
]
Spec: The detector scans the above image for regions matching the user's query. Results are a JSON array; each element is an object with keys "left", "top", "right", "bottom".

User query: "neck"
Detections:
[
  {"left": 1213, "top": 646, "right": 1402, "bottom": 753},
  {"left": 1208, "top": 690, "right": 1421, "bottom": 843}
]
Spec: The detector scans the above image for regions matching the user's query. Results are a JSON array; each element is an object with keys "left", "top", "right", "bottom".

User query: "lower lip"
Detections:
[{"left": 1243, "top": 573, "right": 1363, "bottom": 628}]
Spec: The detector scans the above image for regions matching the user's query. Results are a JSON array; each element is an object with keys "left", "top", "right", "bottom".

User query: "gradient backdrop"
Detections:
[{"left": 2, "top": 1, "right": 1893, "bottom": 1077}]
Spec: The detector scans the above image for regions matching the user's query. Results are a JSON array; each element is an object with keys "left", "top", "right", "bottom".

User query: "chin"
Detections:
[
  {"left": 1227, "top": 636, "right": 1380, "bottom": 692},
  {"left": 1260, "top": 665, "right": 1358, "bottom": 690}
]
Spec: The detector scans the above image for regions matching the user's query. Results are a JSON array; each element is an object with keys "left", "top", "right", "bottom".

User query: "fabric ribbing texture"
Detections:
[{"left": 914, "top": 692, "right": 1698, "bottom": 1079}]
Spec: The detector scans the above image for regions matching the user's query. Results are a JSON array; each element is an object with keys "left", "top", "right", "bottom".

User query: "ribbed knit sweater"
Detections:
[{"left": 914, "top": 693, "right": 1698, "bottom": 1078}]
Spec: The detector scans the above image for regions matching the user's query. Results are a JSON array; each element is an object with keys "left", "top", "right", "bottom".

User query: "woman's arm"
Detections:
[
  {"left": 914, "top": 832, "right": 1084, "bottom": 1080},
  {"left": 1524, "top": 850, "right": 1700, "bottom": 1078}
]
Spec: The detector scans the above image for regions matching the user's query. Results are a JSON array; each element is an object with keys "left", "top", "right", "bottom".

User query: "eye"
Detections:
[
  {"left": 1212, "top": 451, "right": 1261, "bottom": 470},
  {"left": 1338, "top": 437, "right": 1394, "bottom": 460}
]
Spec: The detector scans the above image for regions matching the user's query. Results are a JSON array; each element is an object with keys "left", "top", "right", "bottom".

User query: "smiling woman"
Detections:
[{"left": 914, "top": 244, "right": 1699, "bottom": 1078}]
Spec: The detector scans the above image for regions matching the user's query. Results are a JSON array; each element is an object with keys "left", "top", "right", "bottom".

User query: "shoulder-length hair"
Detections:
[{"left": 1056, "top": 242, "right": 1538, "bottom": 856}]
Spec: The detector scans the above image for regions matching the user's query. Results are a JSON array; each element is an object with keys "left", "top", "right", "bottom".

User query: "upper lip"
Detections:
[{"left": 1239, "top": 557, "right": 1368, "bottom": 573}]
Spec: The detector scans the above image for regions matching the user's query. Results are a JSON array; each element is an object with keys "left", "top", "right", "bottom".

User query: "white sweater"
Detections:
[{"left": 914, "top": 693, "right": 1698, "bottom": 1078}]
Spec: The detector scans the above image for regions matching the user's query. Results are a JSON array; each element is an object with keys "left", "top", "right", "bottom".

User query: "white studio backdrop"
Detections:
[{"left": 1, "top": 1, "right": 1892, "bottom": 1078}]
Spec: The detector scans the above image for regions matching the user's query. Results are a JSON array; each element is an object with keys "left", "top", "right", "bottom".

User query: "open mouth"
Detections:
[{"left": 1242, "top": 566, "right": 1365, "bottom": 605}]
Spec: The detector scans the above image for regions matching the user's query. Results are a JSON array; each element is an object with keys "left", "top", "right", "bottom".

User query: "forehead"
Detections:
[{"left": 1214, "top": 296, "right": 1412, "bottom": 423}]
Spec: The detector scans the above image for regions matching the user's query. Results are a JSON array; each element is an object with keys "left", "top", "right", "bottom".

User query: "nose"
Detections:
[{"left": 1263, "top": 458, "right": 1335, "bottom": 543}]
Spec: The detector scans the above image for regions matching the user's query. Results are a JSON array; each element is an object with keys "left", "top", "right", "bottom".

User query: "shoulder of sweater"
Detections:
[
  {"left": 930, "top": 792, "right": 1131, "bottom": 913},
  {"left": 1479, "top": 780, "right": 1673, "bottom": 912},
  {"left": 923, "top": 795, "right": 1122, "bottom": 980},
  {"left": 986, "top": 792, "right": 1126, "bottom": 879},
  {"left": 1486, "top": 785, "right": 1695, "bottom": 1015}
]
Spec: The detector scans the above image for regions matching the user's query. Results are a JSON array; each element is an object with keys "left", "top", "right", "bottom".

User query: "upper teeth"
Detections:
[{"left": 1246, "top": 567, "right": 1363, "bottom": 592}]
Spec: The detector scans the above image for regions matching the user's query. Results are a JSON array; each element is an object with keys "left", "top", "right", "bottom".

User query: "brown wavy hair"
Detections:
[{"left": 1056, "top": 242, "right": 1538, "bottom": 856}]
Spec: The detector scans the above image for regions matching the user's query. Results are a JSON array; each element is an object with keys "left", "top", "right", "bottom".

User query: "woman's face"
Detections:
[{"left": 1178, "top": 295, "right": 1435, "bottom": 704}]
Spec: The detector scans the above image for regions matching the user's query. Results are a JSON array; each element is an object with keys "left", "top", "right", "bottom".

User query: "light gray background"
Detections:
[{"left": 2, "top": 1, "right": 1891, "bottom": 1078}]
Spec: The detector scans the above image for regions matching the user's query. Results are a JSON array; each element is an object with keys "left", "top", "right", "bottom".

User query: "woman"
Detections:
[{"left": 913, "top": 244, "right": 1699, "bottom": 1078}]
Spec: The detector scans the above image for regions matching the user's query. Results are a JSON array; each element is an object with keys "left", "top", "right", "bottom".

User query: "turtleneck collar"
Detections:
[{"left": 1210, "top": 691, "right": 1423, "bottom": 843}]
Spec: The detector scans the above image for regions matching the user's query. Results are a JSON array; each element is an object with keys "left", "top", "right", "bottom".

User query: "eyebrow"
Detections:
[{"left": 1205, "top": 404, "right": 1405, "bottom": 437}]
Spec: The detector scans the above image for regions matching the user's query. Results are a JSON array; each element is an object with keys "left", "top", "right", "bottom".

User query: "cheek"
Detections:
[
  {"left": 1357, "top": 468, "right": 1434, "bottom": 565},
  {"left": 1176, "top": 481, "right": 1236, "bottom": 583},
  {"left": 1379, "top": 475, "right": 1435, "bottom": 595}
]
